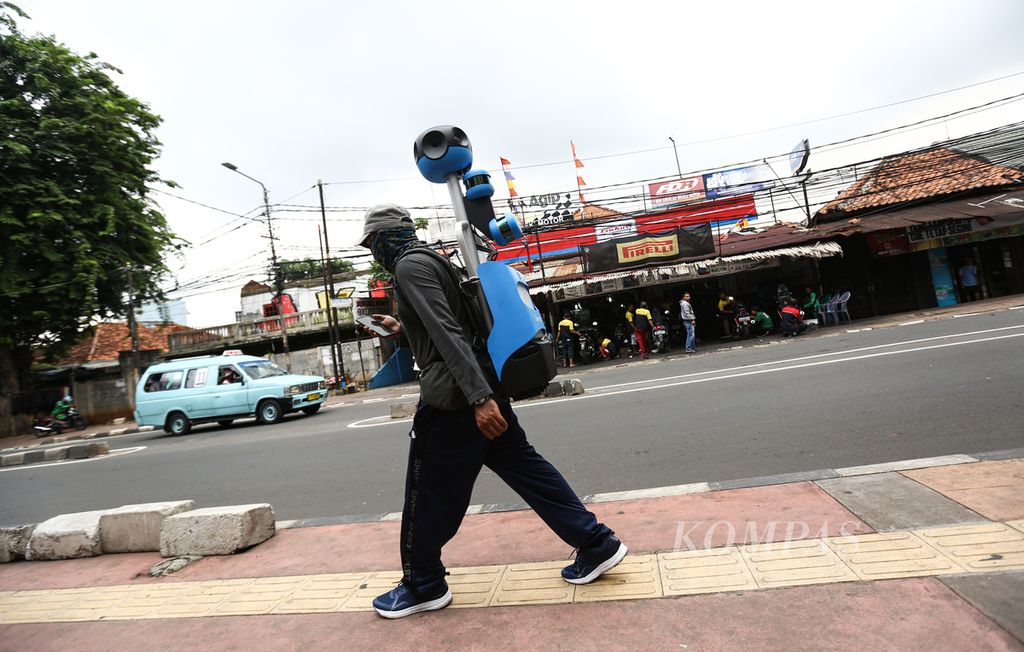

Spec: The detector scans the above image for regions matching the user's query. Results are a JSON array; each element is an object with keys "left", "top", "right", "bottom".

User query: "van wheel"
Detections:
[
  {"left": 165, "top": 412, "right": 191, "bottom": 436},
  {"left": 217, "top": 420, "right": 234, "bottom": 428},
  {"left": 257, "top": 400, "right": 282, "bottom": 425},
  {"left": 301, "top": 404, "right": 321, "bottom": 416}
]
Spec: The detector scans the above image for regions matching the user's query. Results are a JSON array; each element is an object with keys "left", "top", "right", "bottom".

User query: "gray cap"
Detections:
[{"left": 357, "top": 203, "right": 414, "bottom": 247}]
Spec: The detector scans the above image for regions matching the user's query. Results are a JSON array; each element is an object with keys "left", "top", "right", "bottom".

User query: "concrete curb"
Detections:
[
  {"left": 275, "top": 447, "right": 1024, "bottom": 530},
  {"left": 387, "top": 379, "right": 586, "bottom": 418},
  {"left": 1, "top": 425, "right": 156, "bottom": 455},
  {"left": 0, "top": 442, "right": 110, "bottom": 468}
]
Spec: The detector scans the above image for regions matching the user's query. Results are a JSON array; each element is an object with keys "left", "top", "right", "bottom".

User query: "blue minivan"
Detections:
[{"left": 134, "top": 353, "right": 327, "bottom": 435}]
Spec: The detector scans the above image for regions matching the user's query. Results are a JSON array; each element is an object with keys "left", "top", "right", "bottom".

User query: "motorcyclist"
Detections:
[{"left": 51, "top": 395, "right": 73, "bottom": 422}]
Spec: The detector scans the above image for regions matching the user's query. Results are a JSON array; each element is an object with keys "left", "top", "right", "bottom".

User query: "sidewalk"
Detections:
[{"left": 2, "top": 452, "right": 1022, "bottom": 650}]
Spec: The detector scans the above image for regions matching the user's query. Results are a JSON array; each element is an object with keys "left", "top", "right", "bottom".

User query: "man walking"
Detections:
[
  {"left": 958, "top": 257, "right": 981, "bottom": 302},
  {"left": 358, "top": 205, "right": 626, "bottom": 619},
  {"left": 679, "top": 292, "right": 697, "bottom": 353}
]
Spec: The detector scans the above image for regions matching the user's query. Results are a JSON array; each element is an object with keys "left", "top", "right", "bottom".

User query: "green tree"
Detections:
[
  {"left": 0, "top": 4, "right": 178, "bottom": 435},
  {"left": 276, "top": 257, "right": 355, "bottom": 284}
]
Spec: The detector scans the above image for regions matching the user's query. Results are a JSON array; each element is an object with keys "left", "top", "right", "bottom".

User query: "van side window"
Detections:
[
  {"left": 218, "top": 366, "right": 242, "bottom": 385},
  {"left": 185, "top": 368, "right": 209, "bottom": 388},
  {"left": 145, "top": 371, "right": 183, "bottom": 392}
]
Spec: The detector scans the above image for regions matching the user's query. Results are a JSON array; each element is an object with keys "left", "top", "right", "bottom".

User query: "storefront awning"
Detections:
[{"left": 530, "top": 241, "right": 843, "bottom": 296}]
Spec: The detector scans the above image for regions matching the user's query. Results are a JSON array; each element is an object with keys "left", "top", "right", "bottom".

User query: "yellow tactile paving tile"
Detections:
[
  {"left": 272, "top": 572, "right": 370, "bottom": 614},
  {"left": 490, "top": 560, "right": 575, "bottom": 607},
  {"left": 825, "top": 531, "right": 965, "bottom": 580},
  {"left": 448, "top": 564, "right": 505, "bottom": 609},
  {"left": 6, "top": 520, "right": 1024, "bottom": 625},
  {"left": 914, "top": 522, "right": 1024, "bottom": 572},
  {"left": 338, "top": 570, "right": 403, "bottom": 612},
  {"left": 574, "top": 555, "right": 662, "bottom": 603},
  {"left": 658, "top": 547, "right": 758, "bottom": 596},
  {"left": 741, "top": 539, "right": 858, "bottom": 588}
]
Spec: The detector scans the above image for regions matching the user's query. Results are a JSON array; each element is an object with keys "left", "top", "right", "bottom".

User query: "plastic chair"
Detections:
[
  {"left": 818, "top": 295, "right": 839, "bottom": 326},
  {"left": 834, "top": 291, "right": 852, "bottom": 324}
]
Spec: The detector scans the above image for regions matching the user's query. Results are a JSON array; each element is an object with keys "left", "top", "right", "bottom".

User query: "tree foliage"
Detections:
[
  {"left": 0, "top": 4, "right": 178, "bottom": 433},
  {"left": 276, "top": 257, "right": 355, "bottom": 284}
]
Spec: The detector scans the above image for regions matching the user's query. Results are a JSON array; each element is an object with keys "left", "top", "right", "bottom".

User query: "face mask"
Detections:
[{"left": 370, "top": 227, "right": 421, "bottom": 273}]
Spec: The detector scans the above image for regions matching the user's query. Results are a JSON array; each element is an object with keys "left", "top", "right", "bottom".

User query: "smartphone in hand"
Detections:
[{"left": 357, "top": 315, "right": 396, "bottom": 338}]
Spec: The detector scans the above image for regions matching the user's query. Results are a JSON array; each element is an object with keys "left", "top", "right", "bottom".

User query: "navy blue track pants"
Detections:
[{"left": 400, "top": 401, "right": 612, "bottom": 595}]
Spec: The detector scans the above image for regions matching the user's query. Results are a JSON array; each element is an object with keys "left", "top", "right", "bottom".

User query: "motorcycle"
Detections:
[
  {"left": 35, "top": 405, "right": 88, "bottom": 436},
  {"left": 733, "top": 302, "right": 753, "bottom": 340},
  {"left": 576, "top": 325, "right": 602, "bottom": 365},
  {"left": 651, "top": 321, "right": 669, "bottom": 353}
]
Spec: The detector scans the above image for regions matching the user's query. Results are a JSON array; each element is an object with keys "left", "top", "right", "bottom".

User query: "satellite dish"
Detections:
[{"left": 789, "top": 139, "right": 810, "bottom": 176}]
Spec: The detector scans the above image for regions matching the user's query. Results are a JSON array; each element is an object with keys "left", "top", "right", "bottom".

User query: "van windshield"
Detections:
[{"left": 239, "top": 360, "right": 288, "bottom": 379}]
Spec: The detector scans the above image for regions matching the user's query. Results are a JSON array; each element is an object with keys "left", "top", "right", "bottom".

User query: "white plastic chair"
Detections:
[
  {"left": 834, "top": 291, "right": 852, "bottom": 324},
  {"left": 819, "top": 294, "right": 840, "bottom": 326}
]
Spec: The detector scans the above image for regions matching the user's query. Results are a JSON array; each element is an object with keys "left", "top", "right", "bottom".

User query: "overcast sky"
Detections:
[{"left": 16, "top": 0, "right": 1024, "bottom": 327}]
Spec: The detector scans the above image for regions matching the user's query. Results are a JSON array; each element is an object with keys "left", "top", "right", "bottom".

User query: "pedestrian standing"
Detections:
[
  {"left": 633, "top": 301, "right": 653, "bottom": 359},
  {"left": 357, "top": 205, "right": 626, "bottom": 619},
  {"left": 718, "top": 292, "right": 735, "bottom": 337},
  {"left": 679, "top": 292, "right": 697, "bottom": 353},
  {"left": 557, "top": 311, "right": 577, "bottom": 368},
  {"left": 958, "top": 257, "right": 981, "bottom": 302}
]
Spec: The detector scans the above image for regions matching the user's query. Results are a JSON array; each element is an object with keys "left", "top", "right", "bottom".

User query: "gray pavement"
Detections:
[{"left": 2, "top": 306, "right": 1023, "bottom": 526}]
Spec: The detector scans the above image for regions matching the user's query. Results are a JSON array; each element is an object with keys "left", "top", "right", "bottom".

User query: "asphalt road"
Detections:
[{"left": 3, "top": 307, "right": 1023, "bottom": 525}]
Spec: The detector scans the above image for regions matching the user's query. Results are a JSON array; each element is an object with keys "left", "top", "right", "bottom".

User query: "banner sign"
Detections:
[
  {"left": 581, "top": 225, "right": 715, "bottom": 273},
  {"left": 595, "top": 218, "right": 637, "bottom": 242},
  {"left": 703, "top": 164, "right": 775, "bottom": 199},
  {"left": 648, "top": 176, "right": 706, "bottom": 208},
  {"left": 906, "top": 218, "right": 975, "bottom": 243},
  {"left": 493, "top": 194, "right": 755, "bottom": 263}
]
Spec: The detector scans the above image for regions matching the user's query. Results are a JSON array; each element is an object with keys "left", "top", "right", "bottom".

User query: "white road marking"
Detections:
[
  {"left": 898, "top": 320, "right": 924, "bottom": 326},
  {"left": 347, "top": 329, "right": 1024, "bottom": 429},
  {"left": 0, "top": 446, "right": 147, "bottom": 473},
  {"left": 585, "top": 324, "right": 1024, "bottom": 393}
]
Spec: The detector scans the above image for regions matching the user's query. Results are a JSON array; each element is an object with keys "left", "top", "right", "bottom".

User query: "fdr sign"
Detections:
[{"left": 648, "top": 176, "right": 706, "bottom": 207}]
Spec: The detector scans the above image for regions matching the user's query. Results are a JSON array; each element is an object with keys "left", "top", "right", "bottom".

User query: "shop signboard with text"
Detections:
[
  {"left": 648, "top": 177, "right": 706, "bottom": 208},
  {"left": 581, "top": 225, "right": 715, "bottom": 273}
]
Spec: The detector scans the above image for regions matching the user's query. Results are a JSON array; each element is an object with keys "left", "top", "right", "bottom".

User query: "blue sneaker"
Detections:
[
  {"left": 561, "top": 535, "right": 628, "bottom": 585},
  {"left": 372, "top": 581, "right": 452, "bottom": 619}
]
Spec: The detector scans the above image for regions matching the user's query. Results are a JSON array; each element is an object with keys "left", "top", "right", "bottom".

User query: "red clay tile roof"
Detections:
[
  {"left": 819, "top": 147, "right": 1022, "bottom": 217},
  {"left": 570, "top": 202, "right": 627, "bottom": 222},
  {"left": 60, "top": 322, "right": 190, "bottom": 365},
  {"left": 240, "top": 280, "right": 272, "bottom": 297}
]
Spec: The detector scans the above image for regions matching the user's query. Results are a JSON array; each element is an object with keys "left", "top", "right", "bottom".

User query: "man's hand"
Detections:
[
  {"left": 360, "top": 313, "right": 400, "bottom": 338},
  {"left": 474, "top": 399, "right": 508, "bottom": 440}
]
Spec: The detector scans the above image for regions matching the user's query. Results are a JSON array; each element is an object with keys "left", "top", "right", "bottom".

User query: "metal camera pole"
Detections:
[{"left": 444, "top": 174, "right": 481, "bottom": 277}]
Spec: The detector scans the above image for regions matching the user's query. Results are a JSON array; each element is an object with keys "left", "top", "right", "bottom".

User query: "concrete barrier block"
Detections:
[
  {"left": 44, "top": 446, "right": 69, "bottom": 462},
  {"left": 26, "top": 510, "right": 110, "bottom": 560},
  {"left": 561, "top": 379, "right": 585, "bottom": 396},
  {"left": 1, "top": 525, "right": 36, "bottom": 563},
  {"left": 543, "top": 382, "right": 565, "bottom": 398},
  {"left": 390, "top": 403, "right": 417, "bottom": 419},
  {"left": 160, "top": 504, "right": 275, "bottom": 557},
  {"left": 86, "top": 442, "right": 109, "bottom": 457},
  {"left": 100, "top": 500, "right": 197, "bottom": 553},
  {"left": 22, "top": 450, "right": 46, "bottom": 465},
  {"left": 66, "top": 444, "right": 89, "bottom": 459},
  {"left": 1, "top": 452, "right": 25, "bottom": 466}
]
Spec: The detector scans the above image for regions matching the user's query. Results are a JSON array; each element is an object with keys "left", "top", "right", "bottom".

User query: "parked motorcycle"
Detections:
[
  {"left": 733, "top": 302, "right": 753, "bottom": 339},
  {"left": 651, "top": 321, "right": 670, "bottom": 353},
  {"left": 576, "top": 325, "right": 602, "bottom": 365}
]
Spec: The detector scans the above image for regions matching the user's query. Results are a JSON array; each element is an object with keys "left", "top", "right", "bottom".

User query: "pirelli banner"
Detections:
[{"left": 580, "top": 224, "right": 715, "bottom": 273}]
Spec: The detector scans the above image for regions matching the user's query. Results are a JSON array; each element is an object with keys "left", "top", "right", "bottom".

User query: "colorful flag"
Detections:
[
  {"left": 499, "top": 156, "right": 518, "bottom": 198},
  {"left": 571, "top": 141, "right": 587, "bottom": 203}
]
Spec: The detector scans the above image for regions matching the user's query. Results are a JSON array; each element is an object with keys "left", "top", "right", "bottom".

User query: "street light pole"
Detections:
[
  {"left": 317, "top": 179, "right": 345, "bottom": 388},
  {"left": 221, "top": 162, "right": 291, "bottom": 370},
  {"left": 668, "top": 136, "right": 682, "bottom": 178}
]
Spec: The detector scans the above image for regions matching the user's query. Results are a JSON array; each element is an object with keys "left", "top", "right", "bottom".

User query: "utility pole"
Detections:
[
  {"left": 317, "top": 180, "right": 346, "bottom": 388},
  {"left": 125, "top": 263, "right": 140, "bottom": 382},
  {"left": 317, "top": 224, "right": 341, "bottom": 391},
  {"left": 668, "top": 136, "right": 682, "bottom": 178},
  {"left": 222, "top": 162, "right": 291, "bottom": 370}
]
